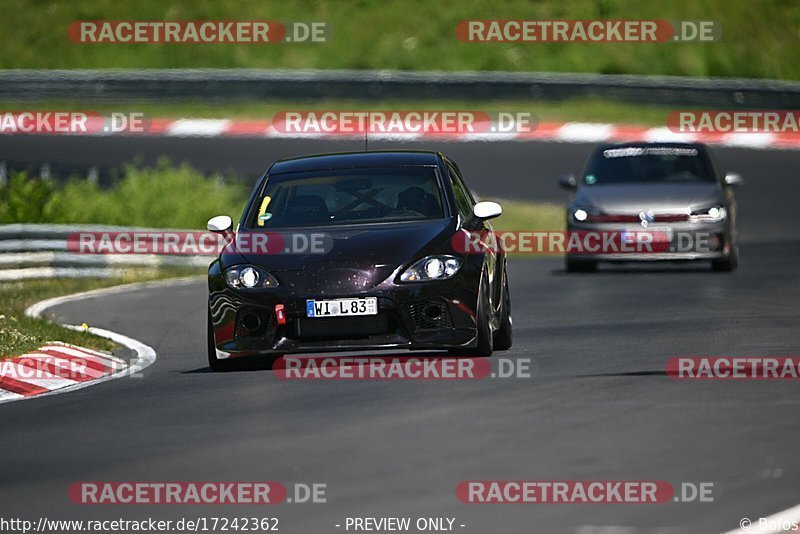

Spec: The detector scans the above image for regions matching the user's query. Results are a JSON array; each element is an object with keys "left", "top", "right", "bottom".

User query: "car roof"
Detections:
[{"left": 269, "top": 150, "right": 442, "bottom": 174}]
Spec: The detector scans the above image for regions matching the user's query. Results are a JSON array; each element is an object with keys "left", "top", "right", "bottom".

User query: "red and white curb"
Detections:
[
  {"left": 0, "top": 280, "right": 175, "bottom": 405},
  {"left": 2, "top": 118, "right": 800, "bottom": 151},
  {"left": 0, "top": 342, "right": 126, "bottom": 401}
]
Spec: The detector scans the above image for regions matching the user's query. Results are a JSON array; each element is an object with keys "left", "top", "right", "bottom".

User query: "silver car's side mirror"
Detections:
[
  {"left": 724, "top": 172, "right": 744, "bottom": 186},
  {"left": 558, "top": 174, "right": 578, "bottom": 190},
  {"left": 207, "top": 215, "right": 233, "bottom": 232}
]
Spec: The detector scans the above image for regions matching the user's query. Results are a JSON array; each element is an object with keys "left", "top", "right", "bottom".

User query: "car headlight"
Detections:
[
  {"left": 400, "top": 255, "right": 462, "bottom": 282},
  {"left": 570, "top": 207, "right": 599, "bottom": 223},
  {"left": 224, "top": 265, "right": 279, "bottom": 289},
  {"left": 690, "top": 205, "right": 727, "bottom": 223}
]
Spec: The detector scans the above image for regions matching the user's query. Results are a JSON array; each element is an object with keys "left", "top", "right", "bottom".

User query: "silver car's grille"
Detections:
[{"left": 587, "top": 213, "right": 689, "bottom": 224}]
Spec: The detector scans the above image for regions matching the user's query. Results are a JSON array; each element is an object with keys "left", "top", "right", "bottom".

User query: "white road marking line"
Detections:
[{"left": 24, "top": 276, "right": 199, "bottom": 319}]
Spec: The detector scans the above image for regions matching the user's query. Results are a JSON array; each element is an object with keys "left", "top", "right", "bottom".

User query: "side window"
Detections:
[
  {"left": 446, "top": 162, "right": 473, "bottom": 218},
  {"left": 449, "top": 161, "right": 477, "bottom": 204}
]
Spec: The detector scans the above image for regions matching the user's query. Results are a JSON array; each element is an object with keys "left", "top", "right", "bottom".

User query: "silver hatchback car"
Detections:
[{"left": 559, "top": 142, "right": 742, "bottom": 272}]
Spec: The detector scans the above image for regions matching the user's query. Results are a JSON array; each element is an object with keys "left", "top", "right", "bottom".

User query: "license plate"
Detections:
[
  {"left": 622, "top": 227, "right": 673, "bottom": 244},
  {"left": 306, "top": 297, "right": 378, "bottom": 318}
]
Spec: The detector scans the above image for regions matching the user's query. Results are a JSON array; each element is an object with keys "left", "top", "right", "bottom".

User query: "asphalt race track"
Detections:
[{"left": 1, "top": 136, "right": 800, "bottom": 533}]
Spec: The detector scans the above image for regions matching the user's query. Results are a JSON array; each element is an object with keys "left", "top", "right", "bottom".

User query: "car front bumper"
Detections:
[
  {"left": 565, "top": 220, "right": 733, "bottom": 262},
  {"left": 208, "top": 274, "right": 481, "bottom": 359}
]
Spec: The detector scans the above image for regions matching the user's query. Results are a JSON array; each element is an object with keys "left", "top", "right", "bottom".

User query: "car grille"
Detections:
[
  {"left": 294, "top": 314, "right": 390, "bottom": 339},
  {"left": 408, "top": 300, "right": 453, "bottom": 331},
  {"left": 587, "top": 213, "right": 689, "bottom": 224}
]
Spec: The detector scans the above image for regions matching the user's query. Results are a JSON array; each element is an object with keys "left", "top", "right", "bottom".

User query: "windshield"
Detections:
[
  {"left": 584, "top": 146, "right": 716, "bottom": 185},
  {"left": 245, "top": 166, "right": 445, "bottom": 228}
]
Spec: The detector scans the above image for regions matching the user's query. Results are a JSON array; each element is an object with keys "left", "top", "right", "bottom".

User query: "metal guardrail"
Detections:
[
  {"left": 1, "top": 69, "right": 799, "bottom": 108},
  {"left": 0, "top": 224, "right": 210, "bottom": 281}
]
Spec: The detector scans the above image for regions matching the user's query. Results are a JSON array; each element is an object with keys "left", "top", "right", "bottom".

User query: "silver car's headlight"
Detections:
[
  {"left": 400, "top": 255, "right": 462, "bottom": 282},
  {"left": 224, "top": 265, "right": 279, "bottom": 289},
  {"left": 572, "top": 208, "right": 589, "bottom": 222},
  {"left": 570, "top": 207, "right": 600, "bottom": 223},
  {"left": 691, "top": 205, "right": 727, "bottom": 223}
]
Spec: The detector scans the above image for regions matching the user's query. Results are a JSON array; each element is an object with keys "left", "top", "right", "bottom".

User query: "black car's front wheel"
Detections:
[
  {"left": 493, "top": 273, "right": 513, "bottom": 351},
  {"left": 464, "top": 277, "right": 493, "bottom": 357}
]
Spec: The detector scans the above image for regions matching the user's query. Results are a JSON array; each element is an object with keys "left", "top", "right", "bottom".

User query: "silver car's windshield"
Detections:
[{"left": 584, "top": 147, "right": 716, "bottom": 185}]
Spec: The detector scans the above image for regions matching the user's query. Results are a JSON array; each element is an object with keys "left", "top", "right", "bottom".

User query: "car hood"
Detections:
[
  {"left": 221, "top": 219, "right": 456, "bottom": 294},
  {"left": 573, "top": 183, "right": 724, "bottom": 213}
]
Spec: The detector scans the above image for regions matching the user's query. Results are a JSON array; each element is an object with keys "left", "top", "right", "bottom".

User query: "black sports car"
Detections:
[{"left": 206, "top": 151, "right": 512, "bottom": 371}]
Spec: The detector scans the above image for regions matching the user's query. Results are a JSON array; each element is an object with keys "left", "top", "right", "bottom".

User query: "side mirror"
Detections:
[
  {"left": 207, "top": 215, "right": 233, "bottom": 233},
  {"left": 558, "top": 174, "right": 578, "bottom": 190},
  {"left": 724, "top": 172, "right": 744, "bottom": 186},
  {"left": 472, "top": 201, "right": 502, "bottom": 221}
]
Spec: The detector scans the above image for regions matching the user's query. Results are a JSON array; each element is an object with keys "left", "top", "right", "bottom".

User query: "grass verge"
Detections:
[
  {"left": 489, "top": 199, "right": 564, "bottom": 233},
  {"left": 1, "top": 0, "right": 797, "bottom": 80}
]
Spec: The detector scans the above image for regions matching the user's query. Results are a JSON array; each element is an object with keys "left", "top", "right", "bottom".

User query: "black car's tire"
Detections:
[
  {"left": 493, "top": 274, "right": 513, "bottom": 351},
  {"left": 465, "top": 277, "right": 493, "bottom": 358},
  {"left": 565, "top": 256, "right": 597, "bottom": 273},
  {"left": 711, "top": 248, "right": 739, "bottom": 272},
  {"left": 207, "top": 310, "right": 236, "bottom": 372}
]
